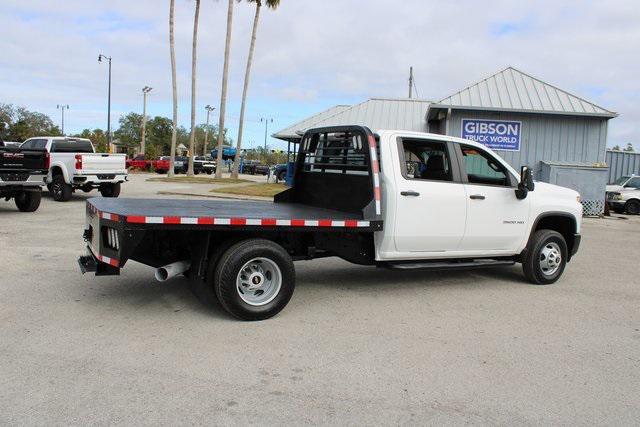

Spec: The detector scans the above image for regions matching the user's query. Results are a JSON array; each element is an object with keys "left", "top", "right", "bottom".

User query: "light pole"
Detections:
[
  {"left": 56, "top": 104, "right": 69, "bottom": 135},
  {"left": 141, "top": 86, "right": 152, "bottom": 155},
  {"left": 98, "top": 54, "right": 112, "bottom": 146},
  {"left": 260, "top": 117, "right": 273, "bottom": 151},
  {"left": 203, "top": 105, "right": 215, "bottom": 156}
]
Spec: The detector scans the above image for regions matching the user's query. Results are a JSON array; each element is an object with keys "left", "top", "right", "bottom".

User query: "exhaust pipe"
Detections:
[{"left": 155, "top": 261, "right": 191, "bottom": 282}]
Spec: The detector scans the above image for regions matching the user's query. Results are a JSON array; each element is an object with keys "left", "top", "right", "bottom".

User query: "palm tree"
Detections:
[
  {"left": 231, "top": 0, "right": 281, "bottom": 179},
  {"left": 187, "top": 0, "right": 201, "bottom": 176},
  {"left": 214, "top": 0, "right": 234, "bottom": 178},
  {"left": 168, "top": 0, "right": 178, "bottom": 177}
]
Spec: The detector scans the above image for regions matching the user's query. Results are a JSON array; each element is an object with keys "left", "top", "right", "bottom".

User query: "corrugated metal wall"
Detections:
[
  {"left": 606, "top": 150, "right": 640, "bottom": 183},
  {"left": 448, "top": 110, "right": 608, "bottom": 175}
]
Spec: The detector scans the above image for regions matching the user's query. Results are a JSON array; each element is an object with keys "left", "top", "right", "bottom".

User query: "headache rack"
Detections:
[{"left": 275, "top": 125, "right": 382, "bottom": 220}]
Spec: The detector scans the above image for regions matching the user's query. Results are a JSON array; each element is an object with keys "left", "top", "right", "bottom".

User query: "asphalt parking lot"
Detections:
[{"left": 1, "top": 174, "right": 639, "bottom": 425}]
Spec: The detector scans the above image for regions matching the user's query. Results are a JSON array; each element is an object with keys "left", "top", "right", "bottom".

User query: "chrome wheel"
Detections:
[
  {"left": 236, "top": 257, "right": 282, "bottom": 306},
  {"left": 539, "top": 242, "right": 562, "bottom": 276}
]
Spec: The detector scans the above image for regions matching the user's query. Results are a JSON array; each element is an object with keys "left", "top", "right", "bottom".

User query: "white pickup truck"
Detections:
[
  {"left": 79, "top": 126, "right": 583, "bottom": 320},
  {"left": 20, "top": 137, "right": 127, "bottom": 201}
]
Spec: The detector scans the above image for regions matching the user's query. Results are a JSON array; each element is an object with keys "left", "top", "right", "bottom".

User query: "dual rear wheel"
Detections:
[{"left": 191, "top": 239, "right": 295, "bottom": 321}]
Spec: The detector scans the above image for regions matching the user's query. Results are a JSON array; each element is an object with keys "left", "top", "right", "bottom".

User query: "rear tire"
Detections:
[
  {"left": 214, "top": 239, "right": 295, "bottom": 320},
  {"left": 522, "top": 230, "right": 567, "bottom": 285},
  {"left": 14, "top": 190, "right": 41, "bottom": 212},
  {"left": 625, "top": 200, "right": 640, "bottom": 215},
  {"left": 99, "top": 183, "right": 121, "bottom": 198},
  {"left": 51, "top": 175, "right": 72, "bottom": 202}
]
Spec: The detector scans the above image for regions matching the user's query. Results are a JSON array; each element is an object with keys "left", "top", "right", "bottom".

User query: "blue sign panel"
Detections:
[{"left": 461, "top": 118, "right": 521, "bottom": 151}]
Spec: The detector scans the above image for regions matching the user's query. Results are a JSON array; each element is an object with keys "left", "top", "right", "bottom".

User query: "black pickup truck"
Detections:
[{"left": 0, "top": 138, "right": 48, "bottom": 212}]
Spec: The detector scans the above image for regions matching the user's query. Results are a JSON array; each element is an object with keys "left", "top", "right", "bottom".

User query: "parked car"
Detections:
[
  {"left": 194, "top": 156, "right": 216, "bottom": 175},
  {"left": 155, "top": 156, "right": 186, "bottom": 174},
  {"left": 243, "top": 160, "right": 270, "bottom": 175},
  {"left": 606, "top": 174, "right": 640, "bottom": 193},
  {"left": 0, "top": 138, "right": 48, "bottom": 212},
  {"left": 20, "top": 137, "right": 127, "bottom": 202},
  {"left": 79, "top": 125, "right": 582, "bottom": 321},
  {"left": 274, "top": 163, "right": 288, "bottom": 182}
]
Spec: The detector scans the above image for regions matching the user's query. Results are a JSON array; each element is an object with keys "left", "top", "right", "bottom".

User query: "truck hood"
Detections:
[
  {"left": 534, "top": 181, "right": 580, "bottom": 199},
  {"left": 606, "top": 184, "right": 623, "bottom": 193}
]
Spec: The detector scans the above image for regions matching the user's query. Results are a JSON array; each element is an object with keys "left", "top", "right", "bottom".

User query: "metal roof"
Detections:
[
  {"left": 272, "top": 105, "right": 351, "bottom": 140},
  {"left": 431, "top": 67, "right": 617, "bottom": 118},
  {"left": 273, "top": 98, "right": 432, "bottom": 141}
]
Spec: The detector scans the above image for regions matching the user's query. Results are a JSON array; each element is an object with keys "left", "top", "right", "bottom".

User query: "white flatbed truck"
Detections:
[{"left": 79, "top": 126, "right": 582, "bottom": 320}]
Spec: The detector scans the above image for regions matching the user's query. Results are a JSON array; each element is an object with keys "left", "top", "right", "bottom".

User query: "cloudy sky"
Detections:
[{"left": 1, "top": 0, "right": 638, "bottom": 149}]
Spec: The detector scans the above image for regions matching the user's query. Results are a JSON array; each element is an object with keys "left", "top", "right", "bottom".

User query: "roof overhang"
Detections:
[{"left": 427, "top": 103, "right": 618, "bottom": 120}]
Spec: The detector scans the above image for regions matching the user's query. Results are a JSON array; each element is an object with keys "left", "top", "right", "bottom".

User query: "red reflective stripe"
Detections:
[
  {"left": 261, "top": 218, "right": 277, "bottom": 226},
  {"left": 318, "top": 219, "right": 332, "bottom": 227},
  {"left": 127, "top": 216, "right": 146, "bottom": 223},
  {"left": 231, "top": 217, "right": 246, "bottom": 226},
  {"left": 291, "top": 219, "right": 305, "bottom": 227},
  {"left": 197, "top": 217, "right": 214, "bottom": 225},
  {"left": 345, "top": 220, "right": 358, "bottom": 228},
  {"left": 163, "top": 216, "right": 181, "bottom": 224}
]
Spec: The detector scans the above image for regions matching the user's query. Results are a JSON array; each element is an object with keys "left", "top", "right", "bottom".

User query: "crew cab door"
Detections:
[
  {"left": 393, "top": 138, "right": 466, "bottom": 252},
  {"left": 456, "top": 144, "right": 530, "bottom": 252}
]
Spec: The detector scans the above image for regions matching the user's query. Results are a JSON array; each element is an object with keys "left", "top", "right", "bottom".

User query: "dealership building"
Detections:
[{"left": 274, "top": 67, "right": 617, "bottom": 215}]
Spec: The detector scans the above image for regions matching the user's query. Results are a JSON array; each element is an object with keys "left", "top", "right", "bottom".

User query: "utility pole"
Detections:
[
  {"left": 408, "top": 66, "right": 413, "bottom": 99},
  {"left": 203, "top": 105, "right": 215, "bottom": 156},
  {"left": 98, "top": 54, "right": 112, "bottom": 147},
  {"left": 260, "top": 117, "right": 273, "bottom": 151},
  {"left": 141, "top": 86, "right": 152, "bottom": 155},
  {"left": 56, "top": 104, "right": 69, "bottom": 135}
]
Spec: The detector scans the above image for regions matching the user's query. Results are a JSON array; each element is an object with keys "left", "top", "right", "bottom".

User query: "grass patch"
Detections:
[
  {"left": 147, "top": 176, "right": 251, "bottom": 185},
  {"left": 210, "top": 183, "right": 287, "bottom": 197}
]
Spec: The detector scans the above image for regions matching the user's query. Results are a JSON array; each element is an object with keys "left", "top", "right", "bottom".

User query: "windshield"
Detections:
[{"left": 613, "top": 176, "right": 630, "bottom": 185}]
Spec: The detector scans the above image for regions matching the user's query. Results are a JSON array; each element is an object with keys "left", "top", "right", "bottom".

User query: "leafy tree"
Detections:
[{"left": 0, "top": 103, "right": 61, "bottom": 141}]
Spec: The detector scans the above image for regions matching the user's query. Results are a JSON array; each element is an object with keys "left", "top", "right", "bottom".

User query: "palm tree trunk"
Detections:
[
  {"left": 215, "top": 0, "right": 234, "bottom": 179},
  {"left": 168, "top": 0, "right": 178, "bottom": 178},
  {"left": 187, "top": 0, "right": 201, "bottom": 176},
  {"left": 231, "top": 2, "right": 262, "bottom": 179}
]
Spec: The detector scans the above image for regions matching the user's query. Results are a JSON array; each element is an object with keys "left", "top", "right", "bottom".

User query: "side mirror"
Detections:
[{"left": 516, "top": 166, "right": 535, "bottom": 199}]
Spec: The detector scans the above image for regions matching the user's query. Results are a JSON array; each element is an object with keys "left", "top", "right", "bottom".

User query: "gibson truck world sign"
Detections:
[{"left": 461, "top": 118, "right": 522, "bottom": 151}]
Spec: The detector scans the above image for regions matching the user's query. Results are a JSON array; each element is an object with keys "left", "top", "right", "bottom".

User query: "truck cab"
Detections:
[{"left": 79, "top": 126, "right": 582, "bottom": 320}]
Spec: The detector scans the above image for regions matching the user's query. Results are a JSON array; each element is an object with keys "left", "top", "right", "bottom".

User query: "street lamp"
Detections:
[
  {"left": 260, "top": 117, "right": 273, "bottom": 151},
  {"left": 98, "top": 54, "right": 112, "bottom": 146},
  {"left": 141, "top": 86, "right": 153, "bottom": 155},
  {"left": 56, "top": 104, "right": 69, "bottom": 135},
  {"left": 203, "top": 105, "right": 216, "bottom": 156}
]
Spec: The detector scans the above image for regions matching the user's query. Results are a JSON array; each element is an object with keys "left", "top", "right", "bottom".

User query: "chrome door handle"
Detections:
[
  {"left": 470, "top": 194, "right": 485, "bottom": 200},
  {"left": 401, "top": 191, "right": 420, "bottom": 197}
]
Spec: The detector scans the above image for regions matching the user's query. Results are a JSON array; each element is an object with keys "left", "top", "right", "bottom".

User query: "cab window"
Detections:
[
  {"left": 460, "top": 145, "right": 510, "bottom": 186},
  {"left": 626, "top": 177, "right": 640, "bottom": 189},
  {"left": 400, "top": 139, "right": 452, "bottom": 182}
]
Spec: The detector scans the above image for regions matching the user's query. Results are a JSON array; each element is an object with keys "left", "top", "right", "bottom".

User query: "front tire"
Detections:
[
  {"left": 99, "top": 182, "right": 121, "bottom": 198},
  {"left": 522, "top": 230, "right": 567, "bottom": 285},
  {"left": 51, "top": 175, "right": 72, "bottom": 202},
  {"left": 14, "top": 189, "right": 42, "bottom": 212},
  {"left": 213, "top": 239, "right": 295, "bottom": 320},
  {"left": 625, "top": 200, "right": 640, "bottom": 215}
]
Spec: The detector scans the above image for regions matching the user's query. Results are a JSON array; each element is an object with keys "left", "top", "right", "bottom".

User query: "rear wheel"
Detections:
[
  {"left": 213, "top": 239, "right": 295, "bottom": 320},
  {"left": 522, "top": 230, "right": 567, "bottom": 285},
  {"left": 14, "top": 189, "right": 42, "bottom": 212},
  {"left": 99, "top": 182, "right": 121, "bottom": 198},
  {"left": 625, "top": 199, "right": 640, "bottom": 215},
  {"left": 51, "top": 175, "right": 72, "bottom": 202}
]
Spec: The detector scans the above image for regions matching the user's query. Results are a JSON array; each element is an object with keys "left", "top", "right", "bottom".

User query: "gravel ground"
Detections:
[{"left": 1, "top": 174, "right": 639, "bottom": 425}]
